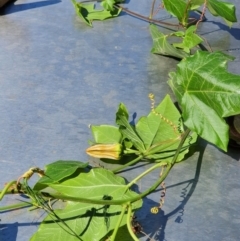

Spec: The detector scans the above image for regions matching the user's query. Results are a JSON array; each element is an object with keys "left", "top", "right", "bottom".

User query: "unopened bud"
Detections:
[{"left": 86, "top": 143, "right": 122, "bottom": 160}]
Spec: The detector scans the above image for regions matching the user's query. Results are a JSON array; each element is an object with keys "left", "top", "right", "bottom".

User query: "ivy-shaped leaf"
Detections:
[
  {"left": 168, "top": 51, "right": 240, "bottom": 151},
  {"left": 162, "top": 0, "right": 189, "bottom": 26},
  {"left": 207, "top": 0, "right": 237, "bottom": 27},
  {"left": 30, "top": 169, "right": 142, "bottom": 241},
  {"left": 71, "top": 0, "right": 94, "bottom": 26},
  {"left": 150, "top": 24, "right": 189, "bottom": 59},
  {"left": 71, "top": 0, "right": 122, "bottom": 27},
  {"left": 173, "top": 26, "right": 203, "bottom": 53}
]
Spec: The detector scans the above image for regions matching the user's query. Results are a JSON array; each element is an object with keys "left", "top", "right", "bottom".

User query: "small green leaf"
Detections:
[
  {"left": 190, "top": 0, "right": 205, "bottom": 10},
  {"left": 207, "top": 0, "right": 237, "bottom": 27},
  {"left": 71, "top": 0, "right": 93, "bottom": 26},
  {"left": 150, "top": 24, "right": 189, "bottom": 59},
  {"left": 87, "top": 7, "right": 121, "bottom": 21},
  {"left": 168, "top": 51, "right": 240, "bottom": 151},
  {"left": 173, "top": 26, "right": 203, "bottom": 53},
  {"left": 34, "top": 160, "right": 88, "bottom": 190},
  {"left": 116, "top": 102, "right": 129, "bottom": 120},
  {"left": 101, "top": 0, "right": 115, "bottom": 11},
  {"left": 71, "top": 0, "right": 122, "bottom": 27},
  {"left": 116, "top": 103, "right": 146, "bottom": 153},
  {"left": 90, "top": 125, "right": 122, "bottom": 144},
  {"left": 162, "top": 0, "right": 189, "bottom": 26}
]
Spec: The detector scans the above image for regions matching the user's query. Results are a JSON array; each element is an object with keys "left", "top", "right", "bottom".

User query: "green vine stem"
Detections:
[
  {"left": 110, "top": 204, "right": 128, "bottom": 241},
  {"left": 125, "top": 161, "right": 168, "bottom": 190},
  {"left": 0, "top": 180, "right": 16, "bottom": 200},
  {"left": 114, "top": 4, "right": 180, "bottom": 29},
  {"left": 112, "top": 155, "right": 143, "bottom": 173},
  {"left": 126, "top": 202, "right": 139, "bottom": 241},
  {"left": 0, "top": 129, "right": 192, "bottom": 211},
  {"left": 170, "top": 128, "right": 191, "bottom": 164},
  {"left": 0, "top": 201, "right": 32, "bottom": 211}
]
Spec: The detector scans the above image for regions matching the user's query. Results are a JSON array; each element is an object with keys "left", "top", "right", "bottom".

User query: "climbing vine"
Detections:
[{"left": 1, "top": 1, "right": 240, "bottom": 240}]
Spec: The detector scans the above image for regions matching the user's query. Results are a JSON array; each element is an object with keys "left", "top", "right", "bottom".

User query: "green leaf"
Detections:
[
  {"left": 116, "top": 102, "right": 129, "bottom": 120},
  {"left": 173, "top": 26, "right": 203, "bottom": 53},
  {"left": 136, "top": 95, "right": 181, "bottom": 150},
  {"left": 101, "top": 0, "right": 125, "bottom": 11},
  {"left": 207, "top": 0, "right": 237, "bottom": 27},
  {"left": 162, "top": 0, "right": 188, "bottom": 25},
  {"left": 190, "top": 0, "right": 205, "bottom": 10},
  {"left": 71, "top": 0, "right": 122, "bottom": 27},
  {"left": 71, "top": 0, "right": 94, "bottom": 26},
  {"left": 30, "top": 169, "right": 142, "bottom": 241},
  {"left": 147, "top": 131, "right": 198, "bottom": 163},
  {"left": 168, "top": 51, "right": 240, "bottom": 151},
  {"left": 116, "top": 103, "right": 146, "bottom": 153},
  {"left": 135, "top": 95, "right": 197, "bottom": 162},
  {"left": 34, "top": 160, "right": 88, "bottom": 191},
  {"left": 87, "top": 7, "right": 121, "bottom": 21},
  {"left": 150, "top": 24, "right": 189, "bottom": 59},
  {"left": 101, "top": 0, "right": 115, "bottom": 11},
  {"left": 90, "top": 125, "right": 122, "bottom": 144}
]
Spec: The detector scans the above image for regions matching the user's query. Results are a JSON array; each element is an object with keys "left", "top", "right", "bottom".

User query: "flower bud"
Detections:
[{"left": 86, "top": 143, "right": 122, "bottom": 160}]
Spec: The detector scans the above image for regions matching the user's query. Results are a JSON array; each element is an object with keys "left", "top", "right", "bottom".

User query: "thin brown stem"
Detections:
[
  {"left": 196, "top": 0, "right": 207, "bottom": 28},
  {"left": 114, "top": 4, "right": 180, "bottom": 29},
  {"left": 150, "top": 0, "right": 157, "bottom": 19}
]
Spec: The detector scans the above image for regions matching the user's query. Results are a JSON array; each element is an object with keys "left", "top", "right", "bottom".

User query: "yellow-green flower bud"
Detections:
[{"left": 86, "top": 143, "right": 122, "bottom": 160}]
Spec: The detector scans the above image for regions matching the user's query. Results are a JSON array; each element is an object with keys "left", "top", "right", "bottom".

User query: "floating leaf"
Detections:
[
  {"left": 30, "top": 169, "right": 142, "bottom": 241},
  {"left": 168, "top": 51, "right": 240, "bottom": 151}
]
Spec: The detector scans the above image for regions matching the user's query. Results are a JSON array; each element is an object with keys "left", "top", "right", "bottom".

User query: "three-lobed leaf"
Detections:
[
  {"left": 168, "top": 51, "right": 240, "bottom": 151},
  {"left": 172, "top": 26, "right": 203, "bottom": 54}
]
